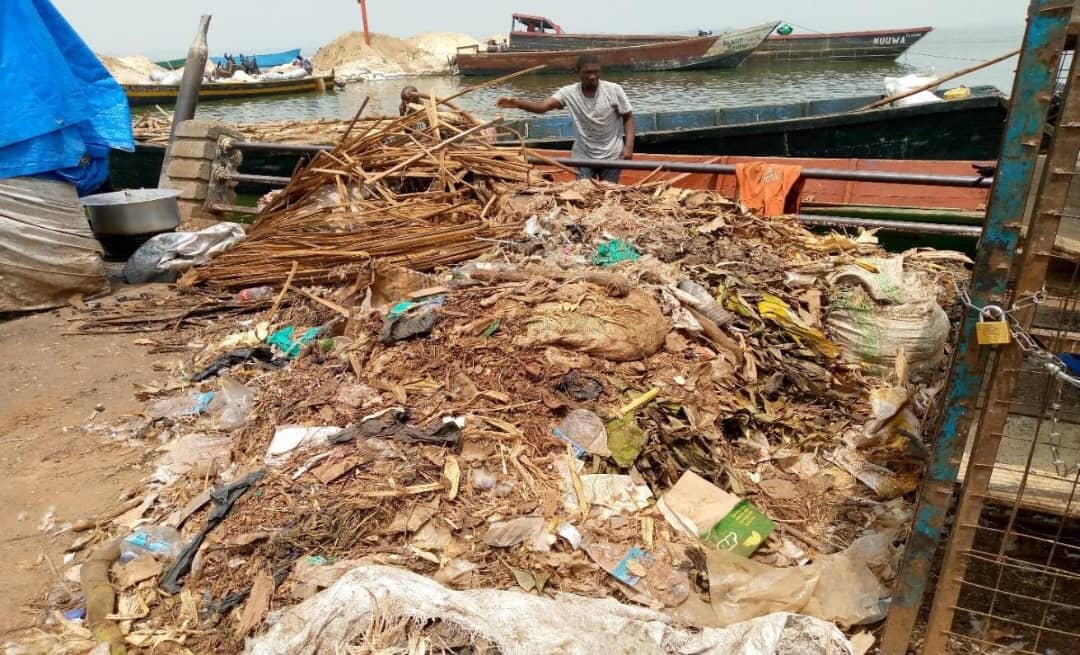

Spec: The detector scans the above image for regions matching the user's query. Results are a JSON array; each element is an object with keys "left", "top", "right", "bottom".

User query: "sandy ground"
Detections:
[{"left": 0, "top": 300, "right": 169, "bottom": 637}]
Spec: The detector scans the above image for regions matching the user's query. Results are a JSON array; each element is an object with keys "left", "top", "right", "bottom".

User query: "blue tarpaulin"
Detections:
[{"left": 0, "top": 0, "right": 133, "bottom": 194}]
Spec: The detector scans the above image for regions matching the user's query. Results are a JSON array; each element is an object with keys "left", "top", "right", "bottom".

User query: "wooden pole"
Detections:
[
  {"left": 358, "top": 0, "right": 371, "bottom": 47},
  {"left": 856, "top": 49, "right": 1020, "bottom": 112}
]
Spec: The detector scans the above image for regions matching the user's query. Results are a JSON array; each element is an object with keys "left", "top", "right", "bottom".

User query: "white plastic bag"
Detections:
[
  {"left": 123, "top": 222, "right": 245, "bottom": 283},
  {"left": 884, "top": 73, "right": 943, "bottom": 108},
  {"left": 245, "top": 565, "right": 854, "bottom": 655}
]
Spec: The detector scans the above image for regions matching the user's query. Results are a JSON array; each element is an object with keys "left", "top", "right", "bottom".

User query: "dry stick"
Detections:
[
  {"left": 666, "top": 156, "right": 724, "bottom": 186},
  {"left": 633, "top": 164, "right": 667, "bottom": 187},
  {"left": 365, "top": 119, "right": 500, "bottom": 184},
  {"left": 440, "top": 65, "right": 547, "bottom": 104},
  {"left": 856, "top": 48, "right": 1020, "bottom": 111},
  {"left": 521, "top": 148, "right": 601, "bottom": 187},
  {"left": 268, "top": 261, "right": 299, "bottom": 321},
  {"left": 339, "top": 96, "right": 371, "bottom": 141}
]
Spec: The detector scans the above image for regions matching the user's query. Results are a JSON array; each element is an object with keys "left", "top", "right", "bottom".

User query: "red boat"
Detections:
[
  {"left": 529, "top": 149, "right": 989, "bottom": 236},
  {"left": 455, "top": 21, "right": 779, "bottom": 76}
]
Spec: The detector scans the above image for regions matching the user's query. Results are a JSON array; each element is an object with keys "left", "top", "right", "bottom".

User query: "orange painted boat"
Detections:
[{"left": 530, "top": 149, "right": 990, "bottom": 231}]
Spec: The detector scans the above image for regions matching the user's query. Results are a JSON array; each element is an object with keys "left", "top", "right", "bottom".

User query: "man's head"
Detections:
[
  {"left": 399, "top": 85, "right": 420, "bottom": 115},
  {"left": 575, "top": 54, "right": 601, "bottom": 91}
]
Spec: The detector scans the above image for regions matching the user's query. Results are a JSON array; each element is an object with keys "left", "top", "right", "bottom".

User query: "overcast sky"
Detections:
[{"left": 52, "top": 0, "right": 1030, "bottom": 59}]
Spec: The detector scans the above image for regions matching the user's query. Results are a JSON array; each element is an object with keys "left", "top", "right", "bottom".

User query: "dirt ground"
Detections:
[{"left": 0, "top": 300, "right": 169, "bottom": 637}]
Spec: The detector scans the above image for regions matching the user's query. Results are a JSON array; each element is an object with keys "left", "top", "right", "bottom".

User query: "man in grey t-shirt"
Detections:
[{"left": 496, "top": 54, "right": 635, "bottom": 183}]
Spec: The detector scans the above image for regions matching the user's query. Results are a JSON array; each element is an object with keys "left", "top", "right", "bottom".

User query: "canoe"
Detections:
[
  {"left": 748, "top": 27, "right": 933, "bottom": 62},
  {"left": 455, "top": 22, "right": 779, "bottom": 75},
  {"left": 123, "top": 74, "right": 334, "bottom": 107},
  {"left": 505, "top": 15, "right": 930, "bottom": 63},
  {"left": 156, "top": 48, "right": 302, "bottom": 70},
  {"left": 500, "top": 86, "right": 1009, "bottom": 160}
]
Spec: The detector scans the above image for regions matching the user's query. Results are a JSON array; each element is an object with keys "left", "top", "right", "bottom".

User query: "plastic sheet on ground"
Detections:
[
  {"left": 0, "top": 177, "right": 108, "bottom": 312},
  {"left": 245, "top": 565, "right": 853, "bottom": 655},
  {"left": 123, "top": 223, "right": 246, "bottom": 283}
]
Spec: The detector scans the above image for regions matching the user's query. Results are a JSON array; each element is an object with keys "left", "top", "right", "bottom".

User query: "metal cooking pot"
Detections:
[{"left": 81, "top": 188, "right": 181, "bottom": 236}]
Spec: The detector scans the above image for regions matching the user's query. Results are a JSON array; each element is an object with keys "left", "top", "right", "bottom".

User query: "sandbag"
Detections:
[
  {"left": 884, "top": 74, "right": 943, "bottom": 108},
  {"left": 516, "top": 283, "right": 670, "bottom": 361},
  {"left": 245, "top": 564, "right": 854, "bottom": 655},
  {"left": 826, "top": 256, "right": 949, "bottom": 376},
  {"left": 123, "top": 222, "right": 245, "bottom": 283},
  {"left": 0, "top": 177, "right": 108, "bottom": 312}
]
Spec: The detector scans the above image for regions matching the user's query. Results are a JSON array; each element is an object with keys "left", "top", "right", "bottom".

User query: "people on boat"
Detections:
[
  {"left": 399, "top": 85, "right": 421, "bottom": 116},
  {"left": 293, "top": 55, "right": 314, "bottom": 75},
  {"left": 496, "top": 54, "right": 634, "bottom": 183}
]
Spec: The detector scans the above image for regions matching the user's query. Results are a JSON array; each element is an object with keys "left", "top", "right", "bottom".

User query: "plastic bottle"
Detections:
[
  {"left": 677, "top": 279, "right": 734, "bottom": 327},
  {"left": 238, "top": 286, "right": 275, "bottom": 302}
]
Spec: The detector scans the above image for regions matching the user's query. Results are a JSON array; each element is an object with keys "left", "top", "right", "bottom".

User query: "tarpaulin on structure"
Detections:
[{"left": 0, "top": 0, "right": 133, "bottom": 194}]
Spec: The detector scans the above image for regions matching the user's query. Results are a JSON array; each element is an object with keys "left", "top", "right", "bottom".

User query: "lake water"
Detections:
[{"left": 188, "top": 26, "right": 1024, "bottom": 124}]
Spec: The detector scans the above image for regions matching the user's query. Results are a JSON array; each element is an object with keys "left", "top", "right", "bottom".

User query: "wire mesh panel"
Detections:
[
  {"left": 942, "top": 264, "right": 1080, "bottom": 654},
  {"left": 881, "top": 4, "right": 1078, "bottom": 652},
  {"left": 918, "top": 13, "right": 1080, "bottom": 652}
]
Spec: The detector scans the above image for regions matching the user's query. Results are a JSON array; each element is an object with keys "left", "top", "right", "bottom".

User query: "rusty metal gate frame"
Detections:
[{"left": 881, "top": 2, "right": 1077, "bottom": 652}]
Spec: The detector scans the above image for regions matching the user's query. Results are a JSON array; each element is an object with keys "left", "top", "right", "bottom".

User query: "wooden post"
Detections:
[{"left": 358, "top": 0, "right": 371, "bottom": 47}]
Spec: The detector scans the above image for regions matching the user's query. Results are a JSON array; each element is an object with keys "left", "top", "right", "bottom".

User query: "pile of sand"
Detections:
[
  {"left": 407, "top": 32, "right": 480, "bottom": 64},
  {"left": 98, "top": 54, "right": 164, "bottom": 85},
  {"left": 314, "top": 31, "right": 480, "bottom": 78}
]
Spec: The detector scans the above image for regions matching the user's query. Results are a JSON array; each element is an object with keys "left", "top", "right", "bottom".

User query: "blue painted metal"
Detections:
[{"left": 879, "top": 2, "right": 1074, "bottom": 653}]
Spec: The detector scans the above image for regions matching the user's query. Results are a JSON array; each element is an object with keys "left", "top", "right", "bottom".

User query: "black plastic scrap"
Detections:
[
  {"left": 556, "top": 371, "right": 604, "bottom": 401},
  {"left": 161, "top": 469, "right": 267, "bottom": 594},
  {"left": 378, "top": 312, "right": 441, "bottom": 344},
  {"left": 191, "top": 346, "right": 278, "bottom": 382},
  {"left": 329, "top": 409, "right": 461, "bottom": 445}
]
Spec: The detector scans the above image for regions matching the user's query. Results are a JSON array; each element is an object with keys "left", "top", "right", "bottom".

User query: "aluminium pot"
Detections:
[{"left": 81, "top": 188, "right": 181, "bottom": 259}]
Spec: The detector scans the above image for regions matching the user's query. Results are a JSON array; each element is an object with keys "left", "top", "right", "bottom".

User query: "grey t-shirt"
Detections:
[{"left": 553, "top": 80, "right": 633, "bottom": 159}]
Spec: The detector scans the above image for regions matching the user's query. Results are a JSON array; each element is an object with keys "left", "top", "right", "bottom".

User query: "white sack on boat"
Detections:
[{"left": 885, "top": 73, "right": 943, "bottom": 107}]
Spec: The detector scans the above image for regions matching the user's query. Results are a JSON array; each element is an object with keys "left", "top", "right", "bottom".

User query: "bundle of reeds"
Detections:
[{"left": 181, "top": 93, "right": 534, "bottom": 291}]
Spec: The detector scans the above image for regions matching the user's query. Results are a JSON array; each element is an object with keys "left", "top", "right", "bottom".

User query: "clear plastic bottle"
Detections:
[{"left": 238, "top": 286, "right": 275, "bottom": 302}]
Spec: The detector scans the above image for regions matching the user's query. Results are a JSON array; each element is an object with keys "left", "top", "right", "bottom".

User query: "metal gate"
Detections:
[{"left": 883, "top": 2, "right": 1080, "bottom": 652}]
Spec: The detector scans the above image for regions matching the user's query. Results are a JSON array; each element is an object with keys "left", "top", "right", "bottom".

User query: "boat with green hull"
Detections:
[{"left": 502, "top": 86, "right": 1008, "bottom": 160}]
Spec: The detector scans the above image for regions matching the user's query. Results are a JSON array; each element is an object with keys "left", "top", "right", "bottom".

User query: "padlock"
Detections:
[{"left": 976, "top": 305, "right": 1011, "bottom": 345}]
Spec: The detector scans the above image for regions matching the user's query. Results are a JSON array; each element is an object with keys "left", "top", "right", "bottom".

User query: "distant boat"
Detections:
[
  {"left": 499, "top": 86, "right": 1008, "bottom": 160},
  {"left": 155, "top": 48, "right": 302, "bottom": 70},
  {"left": 123, "top": 73, "right": 334, "bottom": 106},
  {"left": 504, "top": 15, "right": 931, "bottom": 63},
  {"left": 506, "top": 14, "right": 694, "bottom": 51},
  {"left": 455, "top": 21, "right": 779, "bottom": 75},
  {"left": 748, "top": 27, "right": 933, "bottom": 62}
]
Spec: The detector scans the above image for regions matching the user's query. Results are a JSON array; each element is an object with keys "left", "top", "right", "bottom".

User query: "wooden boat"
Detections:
[
  {"left": 123, "top": 74, "right": 334, "bottom": 107},
  {"left": 507, "top": 14, "right": 717, "bottom": 51},
  {"left": 501, "top": 86, "right": 1009, "bottom": 161},
  {"left": 156, "top": 48, "right": 302, "bottom": 70},
  {"left": 107, "top": 142, "right": 988, "bottom": 241},
  {"left": 505, "top": 15, "right": 930, "bottom": 63},
  {"left": 748, "top": 27, "right": 933, "bottom": 62},
  {"left": 455, "top": 22, "right": 779, "bottom": 75}
]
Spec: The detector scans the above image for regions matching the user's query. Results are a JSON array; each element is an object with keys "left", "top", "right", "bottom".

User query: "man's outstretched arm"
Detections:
[{"left": 496, "top": 96, "right": 564, "bottom": 114}]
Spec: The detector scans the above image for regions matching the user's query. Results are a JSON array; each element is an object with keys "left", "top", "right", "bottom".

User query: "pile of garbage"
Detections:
[{"left": 33, "top": 97, "right": 974, "bottom": 654}]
